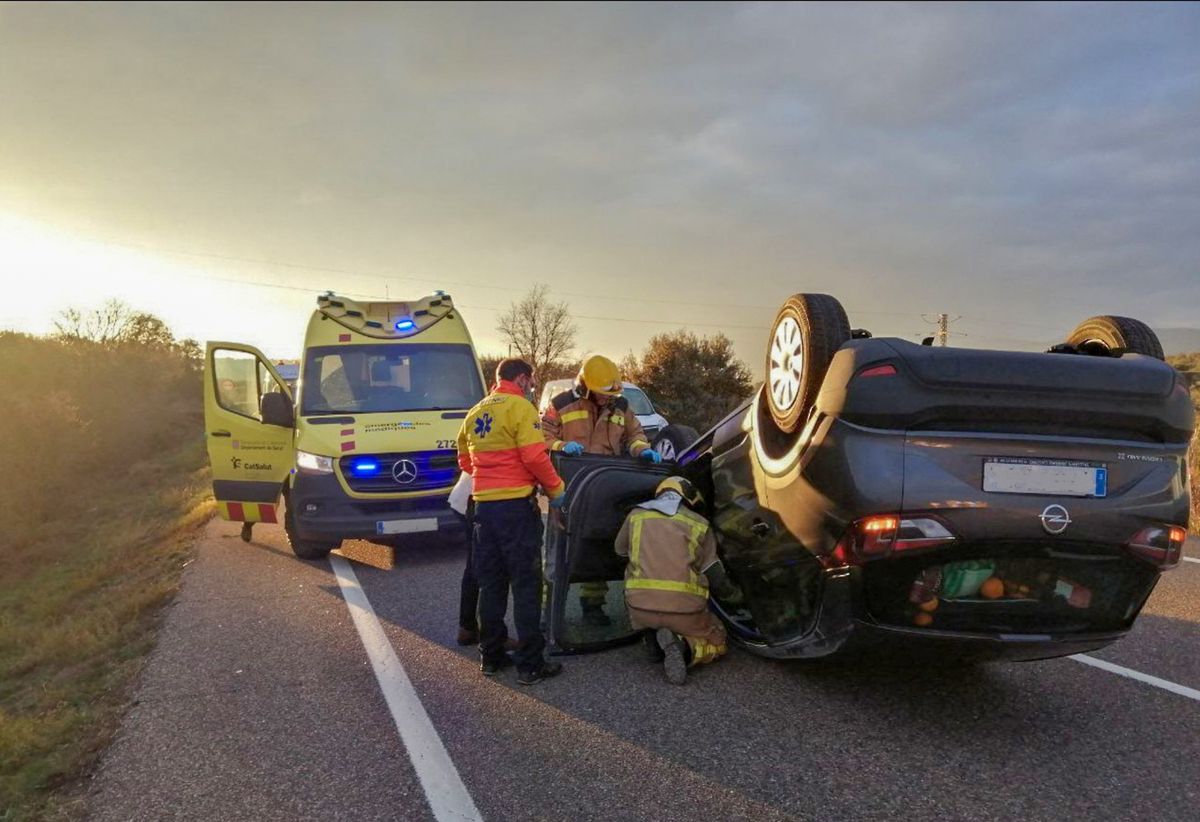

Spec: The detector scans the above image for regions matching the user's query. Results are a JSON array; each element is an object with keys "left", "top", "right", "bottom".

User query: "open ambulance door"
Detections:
[{"left": 203, "top": 342, "right": 295, "bottom": 525}]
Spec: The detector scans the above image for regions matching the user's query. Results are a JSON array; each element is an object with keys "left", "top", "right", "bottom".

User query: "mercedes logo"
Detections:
[
  {"left": 1039, "top": 504, "right": 1072, "bottom": 535},
  {"left": 391, "top": 459, "right": 418, "bottom": 484}
]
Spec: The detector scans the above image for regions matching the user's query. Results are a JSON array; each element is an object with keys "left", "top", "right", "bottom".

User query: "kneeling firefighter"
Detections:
[
  {"left": 543, "top": 354, "right": 662, "bottom": 626},
  {"left": 614, "top": 476, "right": 742, "bottom": 685}
]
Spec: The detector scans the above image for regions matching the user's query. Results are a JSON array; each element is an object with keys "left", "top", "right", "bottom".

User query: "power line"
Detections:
[
  {"left": 149, "top": 263, "right": 774, "bottom": 331},
  {"left": 52, "top": 230, "right": 1077, "bottom": 338},
  {"left": 62, "top": 231, "right": 927, "bottom": 318}
]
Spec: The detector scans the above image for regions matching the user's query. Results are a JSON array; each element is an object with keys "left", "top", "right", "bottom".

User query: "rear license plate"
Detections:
[
  {"left": 376, "top": 518, "right": 438, "bottom": 535},
  {"left": 983, "top": 459, "right": 1107, "bottom": 498}
]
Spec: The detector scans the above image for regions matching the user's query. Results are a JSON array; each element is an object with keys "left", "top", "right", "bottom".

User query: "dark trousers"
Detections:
[
  {"left": 456, "top": 510, "right": 479, "bottom": 632},
  {"left": 474, "top": 496, "right": 546, "bottom": 672}
]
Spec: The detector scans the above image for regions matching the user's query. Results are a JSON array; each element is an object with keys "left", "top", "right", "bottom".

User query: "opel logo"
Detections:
[
  {"left": 1039, "top": 504, "right": 1072, "bottom": 535},
  {"left": 392, "top": 459, "right": 418, "bottom": 484}
]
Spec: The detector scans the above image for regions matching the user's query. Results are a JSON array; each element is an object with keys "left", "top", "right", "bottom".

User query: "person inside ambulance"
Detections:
[
  {"left": 542, "top": 354, "right": 662, "bottom": 626},
  {"left": 614, "top": 476, "right": 743, "bottom": 685}
]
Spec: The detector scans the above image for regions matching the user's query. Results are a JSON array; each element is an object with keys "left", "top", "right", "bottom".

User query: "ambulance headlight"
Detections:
[{"left": 296, "top": 450, "right": 334, "bottom": 474}]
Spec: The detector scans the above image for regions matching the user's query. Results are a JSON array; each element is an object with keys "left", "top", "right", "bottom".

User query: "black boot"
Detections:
[
  {"left": 580, "top": 601, "right": 612, "bottom": 627},
  {"left": 656, "top": 628, "right": 688, "bottom": 686}
]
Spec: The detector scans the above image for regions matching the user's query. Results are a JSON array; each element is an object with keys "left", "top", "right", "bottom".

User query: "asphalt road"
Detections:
[{"left": 88, "top": 523, "right": 1200, "bottom": 821}]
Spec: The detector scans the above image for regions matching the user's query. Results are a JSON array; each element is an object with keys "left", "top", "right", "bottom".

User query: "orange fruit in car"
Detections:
[
  {"left": 913, "top": 612, "right": 934, "bottom": 627},
  {"left": 919, "top": 598, "right": 939, "bottom": 612},
  {"left": 979, "top": 577, "right": 1004, "bottom": 599}
]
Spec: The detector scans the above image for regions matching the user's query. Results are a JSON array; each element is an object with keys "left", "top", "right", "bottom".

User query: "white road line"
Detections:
[
  {"left": 1182, "top": 557, "right": 1200, "bottom": 565},
  {"left": 1070, "top": 654, "right": 1200, "bottom": 702},
  {"left": 331, "top": 554, "right": 483, "bottom": 822}
]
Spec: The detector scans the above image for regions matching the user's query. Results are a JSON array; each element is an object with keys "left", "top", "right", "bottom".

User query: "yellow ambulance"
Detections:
[{"left": 202, "top": 291, "right": 485, "bottom": 559}]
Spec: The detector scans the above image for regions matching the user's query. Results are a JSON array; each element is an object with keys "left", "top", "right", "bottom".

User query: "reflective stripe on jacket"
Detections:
[
  {"left": 541, "top": 390, "right": 652, "bottom": 456},
  {"left": 457, "top": 380, "right": 565, "bottom": 502},
  {"left": 614, "top": 505, "right": 719, "bottom": 614}
]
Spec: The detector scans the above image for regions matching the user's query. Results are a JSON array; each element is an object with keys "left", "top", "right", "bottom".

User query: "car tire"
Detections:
[
  {"left": 765, "top": 293, "right": 851, "bottom": 433},
  {"left": 1066, "top": 315, "right": 1164, "bottom": 360},
  {"left": 652, "top": 424, "right": 700, "bottom": 461},
  {"left": 283, "top": 494, "right": 338, "bottom": 561}
]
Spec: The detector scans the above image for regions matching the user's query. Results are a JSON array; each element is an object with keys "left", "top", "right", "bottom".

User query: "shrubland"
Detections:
[{"left": 0, "top": 303, "right": 210, "bottom": 820}]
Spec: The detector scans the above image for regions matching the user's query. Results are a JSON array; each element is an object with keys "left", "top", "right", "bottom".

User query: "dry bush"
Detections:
[
  {"left": 0, "top": 329, "right": 202, "bottom": 550},
  {"left": 0, "top": 316, "right": 207, "bottom": 819}
]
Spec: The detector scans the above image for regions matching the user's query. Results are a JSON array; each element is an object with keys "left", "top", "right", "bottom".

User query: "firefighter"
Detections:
[
  {"left": 542, "top": 354, "right": 662, "bottom": 626},
  {"left": 457, "top": 358, "right": 565, "bottom": 685},
  {"left": 614, "top": 476, "right": 742, "bottom": 685}
]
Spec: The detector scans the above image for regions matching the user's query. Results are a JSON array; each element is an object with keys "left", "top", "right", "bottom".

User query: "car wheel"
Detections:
[
  {"left": 652, "top": 424, "right": 700, "bottom": 461},
  {"left": 1066, "top": 315, "right": 1164, "bottom": 360},
  {"left": 283, "top": 494, "right": 339, "bottom": 561},
  {"left": 765, "top": 293, "right": 851, "bottom": 433}
]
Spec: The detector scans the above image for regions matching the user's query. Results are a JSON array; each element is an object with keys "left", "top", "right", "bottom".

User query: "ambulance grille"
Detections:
[{"left": 339, "top": 450, "right": 459, "bottom": 493}]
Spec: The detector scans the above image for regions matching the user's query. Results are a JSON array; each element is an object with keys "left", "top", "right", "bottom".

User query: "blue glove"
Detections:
[
  {"left": 549, "top": 494, "right": 567, "bottom": 509},
  {"left": 640, "top": 449, "right": 663, "bottom": 464},
  {"left": 561, "top": 441, "right": 585, "bottom": 456}
]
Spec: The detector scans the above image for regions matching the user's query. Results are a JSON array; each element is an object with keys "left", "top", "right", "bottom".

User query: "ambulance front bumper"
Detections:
[{"left": 289, "top": 472, "right": 460, "bottom": 541}]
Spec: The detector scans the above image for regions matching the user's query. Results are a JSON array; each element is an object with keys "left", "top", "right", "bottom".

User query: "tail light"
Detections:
[
  {"left": 1126, "top": 525, "right": 1187, "bottom": 568},
  {"left": 855, "top": 364, "right": 897, "bottom": 379},
  {"left": 831, "top": 514, "right": 958, "bottom": 565}
]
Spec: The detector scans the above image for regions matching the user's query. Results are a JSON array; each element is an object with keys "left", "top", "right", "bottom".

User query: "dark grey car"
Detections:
[{"left": 546, "top": 294, "right": 1194, "bottom": 663}]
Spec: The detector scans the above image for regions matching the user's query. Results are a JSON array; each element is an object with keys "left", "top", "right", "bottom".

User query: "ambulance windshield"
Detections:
[{"left": 301, "top": 343, "right": 484, "bottom": 415}]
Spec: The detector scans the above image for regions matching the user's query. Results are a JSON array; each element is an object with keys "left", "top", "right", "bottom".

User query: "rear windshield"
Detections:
[
  {"left": 301, "top": 343, "right": 483, "bottom": 415},
  {"left": 622, "top": 386, "right": 655, "bottom": 416}
]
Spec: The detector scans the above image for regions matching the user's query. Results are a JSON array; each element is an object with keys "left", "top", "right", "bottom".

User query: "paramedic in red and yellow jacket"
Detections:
[{"left": 456, "top": 358, "right": 565, "bottom": 684}]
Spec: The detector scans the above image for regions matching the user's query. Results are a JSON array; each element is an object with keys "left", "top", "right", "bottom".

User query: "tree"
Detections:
[
  {"left": 625, "top": 330, "right": 755, "bottom": 432},
  {"left": 52, "top": 299, "right": 188, "bottom": 351},
  {"left": 496, "top": 284, "right": 577, "bottom": 376},
  {"left": 53, "top": 299, "right": 136, "bottom": 345}
]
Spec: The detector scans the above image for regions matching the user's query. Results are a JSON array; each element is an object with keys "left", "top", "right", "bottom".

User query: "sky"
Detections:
[{"left": 1, "top": 2, "right": 1198, "bottom": 371}]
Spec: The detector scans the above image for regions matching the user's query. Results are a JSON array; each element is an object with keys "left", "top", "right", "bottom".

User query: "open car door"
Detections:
[
  {"left": 545, "top": 453, "right": 673, "bottom": 654},
  {"left": 203, "top": 342, "right": 294, "bottom": 524}
]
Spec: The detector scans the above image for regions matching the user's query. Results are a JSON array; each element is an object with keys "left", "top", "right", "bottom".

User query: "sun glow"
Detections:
[{"left": 0, "top": 212, "right": 313, "bottom": 358}]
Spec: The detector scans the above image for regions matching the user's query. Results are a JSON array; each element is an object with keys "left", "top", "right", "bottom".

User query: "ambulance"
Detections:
[{"left": 202, "top": 292, "right": 485, "bottom": 559}]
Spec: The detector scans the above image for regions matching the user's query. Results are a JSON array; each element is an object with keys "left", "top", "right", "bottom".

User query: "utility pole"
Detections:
[{"left": 920, "top": 313, "right": 964, "bottom": 346}]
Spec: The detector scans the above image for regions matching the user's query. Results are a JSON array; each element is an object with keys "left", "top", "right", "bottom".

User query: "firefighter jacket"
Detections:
[
  {"left": 457, "top": 380, "right": 565, "bottom": 503},
  {"left": 614, "top": 499, "right": 720, "bottom": 614},
  {"left": 542, "top": 389, "right": 652, "bottom": 457}
]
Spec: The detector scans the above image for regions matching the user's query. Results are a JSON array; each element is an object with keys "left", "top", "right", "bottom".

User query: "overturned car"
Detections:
[{"left": 545, "top": 295, "right": 1194, "bottom": 662}]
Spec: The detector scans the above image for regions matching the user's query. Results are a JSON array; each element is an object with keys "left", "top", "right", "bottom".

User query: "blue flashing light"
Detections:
[
  {"left": 395, "top": 319, "right": 415, "bottom": 331},
  {"left": 352, "top": 460, "right": 380, "bottom": 476}
]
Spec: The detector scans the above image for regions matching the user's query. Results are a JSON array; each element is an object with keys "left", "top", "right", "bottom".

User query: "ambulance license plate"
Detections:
[
  {"left": 983, "top": 459, "right": 1107, "bottom": 497},
  {"left": 376, "top": 518, "right": 438, "bottom": 535}
]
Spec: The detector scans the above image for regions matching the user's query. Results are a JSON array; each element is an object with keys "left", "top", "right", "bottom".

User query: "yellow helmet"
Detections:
[
  {"left": 655, "top": 476, "right": 704, "bottom": 508},
  {"left": 578, "top": 354, "right": 623, "bottom": 396}
]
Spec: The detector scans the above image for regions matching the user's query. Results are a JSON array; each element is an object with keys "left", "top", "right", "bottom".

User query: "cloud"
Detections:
[{"left": 0, "top": 2, "right": 1197, "bottom": 362}]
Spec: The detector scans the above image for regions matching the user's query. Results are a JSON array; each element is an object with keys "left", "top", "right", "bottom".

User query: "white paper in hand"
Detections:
[{"left": 448, "top": 472, "right": 472, "bottom": 516}]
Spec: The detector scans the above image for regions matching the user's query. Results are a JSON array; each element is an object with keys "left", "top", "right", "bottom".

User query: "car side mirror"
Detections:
[{"left": 261, "top": 392, "right": 295, "bottom": 428}]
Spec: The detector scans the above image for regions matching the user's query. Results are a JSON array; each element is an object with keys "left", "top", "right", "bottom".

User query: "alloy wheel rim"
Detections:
[{"left": 769, "top": 316, "right": 804, "bottom": 411}]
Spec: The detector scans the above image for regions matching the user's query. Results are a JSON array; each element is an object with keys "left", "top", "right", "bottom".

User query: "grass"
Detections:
[{"left": 0, "top": 441, "right": 212, "bottom": 821}]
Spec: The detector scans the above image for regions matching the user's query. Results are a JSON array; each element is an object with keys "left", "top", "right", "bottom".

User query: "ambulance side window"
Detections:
[{"left": 258, "top": 360, "right": 288, "bottom": 405}]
